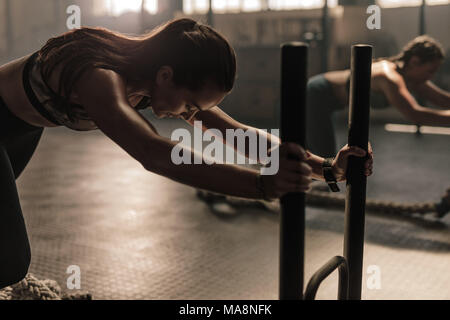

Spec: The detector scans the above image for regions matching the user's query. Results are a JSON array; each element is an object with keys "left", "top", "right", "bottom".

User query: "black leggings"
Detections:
[
  {"left": 0, "top": 97, "right": 44, "bottom": 289},
  {"left": 305, "top": 74, "right": 345, "bottom": 158}
]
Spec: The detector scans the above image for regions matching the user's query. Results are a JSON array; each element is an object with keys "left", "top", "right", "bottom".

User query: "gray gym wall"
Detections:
[{"left": 0, "top": 1, "right": 448, "bottom": 127}]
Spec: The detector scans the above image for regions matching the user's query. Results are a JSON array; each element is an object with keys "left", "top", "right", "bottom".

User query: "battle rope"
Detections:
[
  {"left": 197, "top": 188, "right": 450, "bottom": 218},
  {"left": 0, "top": 274, "right": 92, "bottom": 300}
]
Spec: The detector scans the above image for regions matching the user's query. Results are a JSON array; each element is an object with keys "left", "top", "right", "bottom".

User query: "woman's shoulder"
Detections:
[
  {"left": 72, "top": 68, "right": 128, "bottom": 105},
  {"left": 372, "top": 59, "right": 397, "bottom": 75},
  {"left": 76, "top": 68, "right": 125, "bottom": 91},
  {"left": 372, "top": 60, "right": 405, "bottom": 89}
]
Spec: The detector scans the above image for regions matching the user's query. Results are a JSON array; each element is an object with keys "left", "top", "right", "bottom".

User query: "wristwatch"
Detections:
[{"left": 322, "top": 158, "right": 340, "bottom": 192}]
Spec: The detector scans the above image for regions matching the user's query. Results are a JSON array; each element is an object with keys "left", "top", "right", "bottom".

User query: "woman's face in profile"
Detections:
[
  {"left": 405, "top": 56, "right": 442, "bottom": 84},
  {"left": 149, "top": 67, "right": 227, "bottom": 120}
]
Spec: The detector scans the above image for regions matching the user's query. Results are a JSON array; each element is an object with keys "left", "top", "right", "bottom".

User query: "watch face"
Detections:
[{"left": 323, "top": 167, "right": 337, "bottom": 183}]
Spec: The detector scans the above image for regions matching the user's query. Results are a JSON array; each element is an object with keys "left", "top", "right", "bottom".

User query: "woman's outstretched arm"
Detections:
[
  {"left": 187, "top": 106, "right": 373, "bottom": 181},
  {"left": 383, "top": 75, "right": 450, "bottom": 126},
  {"left": 186, "top": 106, "right": 281, "bottom": 161},
  {"left": 414, "top": 81, "right": 450, "bottom": 108},
  {"left": 74, "top": 68, "right": 312, "bottom": 200}
]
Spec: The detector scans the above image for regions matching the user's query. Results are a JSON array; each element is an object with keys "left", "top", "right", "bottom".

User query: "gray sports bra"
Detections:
[{"left": 23, "top": 51, "right": 152, "bottom": 131}]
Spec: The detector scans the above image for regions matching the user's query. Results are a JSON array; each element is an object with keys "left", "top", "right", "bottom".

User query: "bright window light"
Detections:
[
  {"left": 144, "top": 0, "right": 158, "bottom": 14},
  {"left": 242, "top": 0, "right": 263, "bottom": 11},
  {"left": 93, "top": 0, "right": 158, "bottom": 17},
  {"left": 428, "top": 0, "right": 450, "bottom": 4},
  {"left": 184, "top": 0, "right": 338, "bottom": 14},
  {"left": 108, "top": 0, "right": 142, "bottom": 16},
  {"left": 184, "top": 0, "right": 209, "bottom": 14},
  {"left": 268, "top": 0, "right": 337, "bottom": 10},
  {"left": 378, "top": 0, "right": 449, "bottom": 8}
]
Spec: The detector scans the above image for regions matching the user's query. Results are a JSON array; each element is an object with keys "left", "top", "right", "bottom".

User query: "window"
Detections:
[
  {"left": 92, "top": 0, "right": 158, "bottom": 17},
  {"left": 183, "top": 0, "right": 448, "bottom": 13},
  {"left": 268, "top": 0, "right": 338, "bottom": 10},
  {"left": 183, "top": 0, "right": 338, "bottom": 14},
  {"left": 377, "top": 0, "right": 449, "bottom": 8}
]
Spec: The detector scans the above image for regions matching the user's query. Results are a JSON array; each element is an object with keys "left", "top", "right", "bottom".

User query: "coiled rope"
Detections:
[
  {"left": 197, "top": 187, "right": 450, "bottom": 218},
  {"left": 0, "top": 274, "right": 92, "bottom": 300}
]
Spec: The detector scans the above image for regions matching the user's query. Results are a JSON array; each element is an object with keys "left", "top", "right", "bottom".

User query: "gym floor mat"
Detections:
[{"left": 18, "top": 117, "right": 449, "bottom": 300}]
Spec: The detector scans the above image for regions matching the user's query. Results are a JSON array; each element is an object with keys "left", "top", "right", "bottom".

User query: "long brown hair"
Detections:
[
  {"left": 386, "top": 35, "right": 445, "bottom": 65},
  {"left": 37, "top": 18, "right": 236, "bottom": 120}
]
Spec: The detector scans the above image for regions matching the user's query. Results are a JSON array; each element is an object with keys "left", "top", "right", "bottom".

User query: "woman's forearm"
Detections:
[
  {"left": 305, "top": 151, "right": 325, "bottom": 181},
  {"left": 233, "top": 125, "right": 281, "bottom": 163},
  {"left": 228, "top": 126, "right": 331, "bottom": 181},
  {"left": 229, "top": 125, "right": 326, "bottom": 180},
  {"left": 413, "top": 107, "right": 450, "bottom": 126},
  {"left": 147, "top": 137, "right": 264, "bottom": 199}
]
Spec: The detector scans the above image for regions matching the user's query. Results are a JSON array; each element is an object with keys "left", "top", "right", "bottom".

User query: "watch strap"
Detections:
[{"left": 322, "top": 158, "right": 340, "bottom": 192}]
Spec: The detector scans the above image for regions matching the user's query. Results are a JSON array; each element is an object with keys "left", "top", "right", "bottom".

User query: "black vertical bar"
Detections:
[
  {"left": 207, "top": 0, "right": 214, "bottom": 27},
  {"left": 416, "top": 0, "right": 426, "bottom": 134},
  {"left": 321, "top": 0, "right": 329, "bottom": 73},
  {"left": 5, "top": 0, "right": 13, "bottom": 59},
  {"left": 53, "top": 0, "right": 62, "bottom": 32},
  {"left": 141, "top": 0, "right": 146, "bottom": 33},
  {"left": 344, "top": 44, "right": 372, "bottom": 300},
  {"left": 174, "top": 0, "right": 184, "bottom": 12},
  {"left": 419, "top": 0, "right": 426, "bottom": 35},
  {"left": 279, "top": 42, "right": 308, "bottom": 300}
]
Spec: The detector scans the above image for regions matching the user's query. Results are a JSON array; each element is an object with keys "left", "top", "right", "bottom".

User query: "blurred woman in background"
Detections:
[{"left": 307, "top": 35, "right": 450, "bottom": 158}]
